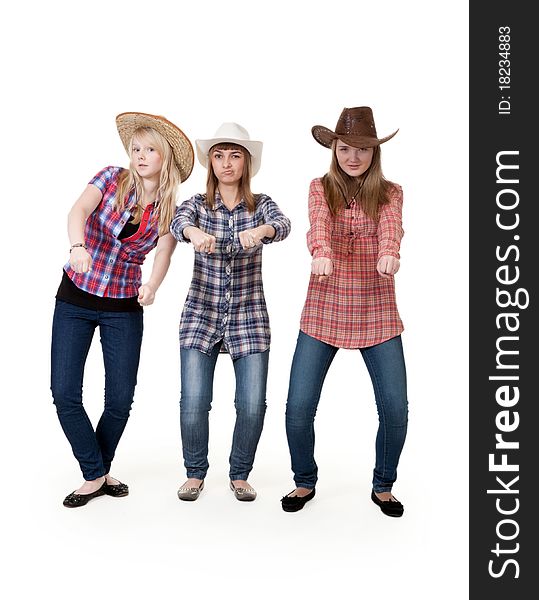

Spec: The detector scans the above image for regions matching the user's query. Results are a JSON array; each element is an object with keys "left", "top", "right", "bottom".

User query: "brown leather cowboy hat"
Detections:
[{"left": 312, "top": 106, "right": 398, "bottom": 148}]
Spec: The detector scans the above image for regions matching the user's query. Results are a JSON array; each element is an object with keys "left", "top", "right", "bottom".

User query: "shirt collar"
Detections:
[{"left": 213, "top": 191, "right": 245, "bottom": 211}]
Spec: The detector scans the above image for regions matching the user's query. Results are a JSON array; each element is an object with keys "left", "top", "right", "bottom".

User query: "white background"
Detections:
[{"left": 2, "top": 1, "right": 468, "bottom": 598}]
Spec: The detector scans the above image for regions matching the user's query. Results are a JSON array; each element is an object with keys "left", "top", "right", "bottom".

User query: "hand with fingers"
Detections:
[
  {"left": 69, "top": 246, "right": 92, "bottom": 273},
  {"left": 376, "top": 255, "right": 400, "bottom": 279},
  {"left": 238, "top": 226, "right": 265, "bottom": 250},
  {"left": 311, "top": 257, "right": 333, "bottom": 282},
  {"left": 137, "top": 283, "right": 156, "bottom": 306},
  {"left": 185, "top": 226, "right": 217, "bottom": 254}
]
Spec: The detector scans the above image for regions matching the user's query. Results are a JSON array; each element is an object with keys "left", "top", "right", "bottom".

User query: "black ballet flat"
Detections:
[
  {"left": 371, "top": 490, "right": 404, "bottom": 517},
  {"left": 103, "top": 480, "right": 129, "bottom": 497},
  {"left": 281, "top": 488, "right": 316, "bottom": 512},
  {"left": 63, "top": 482, "right": 107, "bottom": 508}
]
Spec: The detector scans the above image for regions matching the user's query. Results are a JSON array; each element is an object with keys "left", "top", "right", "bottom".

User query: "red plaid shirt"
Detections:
[
  {"left": 64, "top": 166, "right": 159, "bottom": 298},
  {"left": 300, "top": 177, "right": 404, "bottom": 348}
]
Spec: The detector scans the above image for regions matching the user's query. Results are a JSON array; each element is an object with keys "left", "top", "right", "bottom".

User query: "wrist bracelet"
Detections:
[{"left": 70, "top": 243, "right": 87, "bottom": 253}]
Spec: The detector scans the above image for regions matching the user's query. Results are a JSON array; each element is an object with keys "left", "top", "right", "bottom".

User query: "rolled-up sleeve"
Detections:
[
  {"left": 259, "top": 195, "right": 291, "bottom": 243},
  {"left": 377, "top": 184, "right": 404, "bottom": 260},
  {"left": 170, "top": 195, "right": 200, "bottom": 243},
  {"left": 306, "top": 178, "right": 333, "bottom": 260}
]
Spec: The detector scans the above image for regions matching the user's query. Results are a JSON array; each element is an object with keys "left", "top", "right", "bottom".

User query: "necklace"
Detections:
[
  {"left": 346, "top": 181, "right": 363, "bottom": 208},
  {"left": 351, "top": 180, "right": 364, "bottom": 201}
]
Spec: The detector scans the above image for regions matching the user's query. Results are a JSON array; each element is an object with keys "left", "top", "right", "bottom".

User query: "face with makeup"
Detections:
[
  {"left": 335, "top": 140, "right": 374, "bottom": 177},
  {"left": 131, "top": 133, "right": 164, "bottom": 181},
  {"left": 209, "top": 146, "right": 246, "bottom": 185}
]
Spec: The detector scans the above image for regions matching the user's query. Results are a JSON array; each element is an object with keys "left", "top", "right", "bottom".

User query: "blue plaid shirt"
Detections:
[{"left": 170, "top": 193, "right": 291, "bottom": 359}]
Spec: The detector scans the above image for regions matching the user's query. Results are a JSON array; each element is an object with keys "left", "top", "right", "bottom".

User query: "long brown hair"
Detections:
[
  {"left": 204, "top": 143, "right": 256, "bottom": 212},
  {"left": 114, "top": 127, "right": 181, "bottom": 235},
  {"left": 322, "top": 140, "right": 393, "bottom": 220}
]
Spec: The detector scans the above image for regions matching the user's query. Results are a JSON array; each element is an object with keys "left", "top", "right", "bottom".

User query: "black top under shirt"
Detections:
[{"left": 55, "top": 217, "right": 143, "bottom": 312}]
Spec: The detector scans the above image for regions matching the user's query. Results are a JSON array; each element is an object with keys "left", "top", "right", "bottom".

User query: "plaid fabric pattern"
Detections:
[
  {"left": 64, "top": 166, "right": 159, "bottom": 298},
  {"left": 300, "top": 177, "right": 404, "bottom": 348},
  {"left": 171, "top": 193, "right": 291, "bottom": 359}
]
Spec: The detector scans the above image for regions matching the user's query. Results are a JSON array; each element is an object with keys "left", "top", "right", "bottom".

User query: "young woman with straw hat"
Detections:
[
  {"left": 170, "top": 122, "right": 291, "bottom": 502},
  {"left": 281, "top": 106, "right": 408, "bottom": 517},
  {"left": 51, "top": 112, "right": 194, "bottom": 507}
]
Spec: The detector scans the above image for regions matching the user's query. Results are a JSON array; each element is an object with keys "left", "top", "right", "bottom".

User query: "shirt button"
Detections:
[
  {"left": 225, "top": 292, "right": 231, "bottom": 300},
  {"left": 104, "top": 275, "right": 109, "bottom": 280},
  {"left": 109, "top": 259, "right": 113, "bottom": 263},
  {"left": 226, "top": 265, "right": 231, "bottom": 275},
  {"left": 226, "top": 245, "right": 231, "bottom": 253},
  {"left": 229, "top": 217, "right": 233, "bottom": 226}
]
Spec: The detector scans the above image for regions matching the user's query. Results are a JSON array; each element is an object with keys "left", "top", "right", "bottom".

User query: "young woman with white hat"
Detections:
[
  {"left": 171, "top": 122, "right": 291, "bottom": 502},
  {"left": 281, "top": 107, "right": 408, "bottom": 516},
  {"left": 51, "top": 112, "right": 194, "bottom": 507}
]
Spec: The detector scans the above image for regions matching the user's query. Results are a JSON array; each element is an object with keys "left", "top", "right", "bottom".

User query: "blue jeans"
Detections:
[
  {"left": 285, "top": 331, "right": 408, "bottom": 492},
  {"left": 50, "top": 300, "right": 143, "bottom": 481},
  {"left": 180, "top": 344, "right": 269, "bottom": 480}
]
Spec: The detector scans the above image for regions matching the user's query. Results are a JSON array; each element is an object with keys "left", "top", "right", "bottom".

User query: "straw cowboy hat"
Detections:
[
  {"left": 195, "top": 122, "right": 263, "bottom": 176},
  {"left": 116, "top": 112, "right": 194, "bottom": 182},
  {"left": 312, "top": 106, "right": 398, "bottom": 149}
]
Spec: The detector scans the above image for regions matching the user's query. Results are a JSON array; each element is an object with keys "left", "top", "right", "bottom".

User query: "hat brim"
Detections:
[
  {"left": 195, "top": 137, "right": 263, "bottom": 177},
  {"left": 116, "top": 112, "right": 194, "bottom": 182},
  {"left": 312, "top": 125, "right": 399, "bottom": 148}
]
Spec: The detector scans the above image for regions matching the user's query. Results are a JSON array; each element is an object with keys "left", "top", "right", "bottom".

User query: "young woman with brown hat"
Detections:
[
  {"left": 281, "top": 106, "right": 408, "bottom": 516},
  {"left": 170, "top": 122, "right": 291, "bottom": 502},
  {"left": 51, "top": 112, "right": 194, "bottom": 507}
]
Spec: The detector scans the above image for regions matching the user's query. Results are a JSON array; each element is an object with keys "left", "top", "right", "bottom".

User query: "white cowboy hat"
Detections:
[{"left": 195, "top": 122, "right": 263, "bottom": 176}]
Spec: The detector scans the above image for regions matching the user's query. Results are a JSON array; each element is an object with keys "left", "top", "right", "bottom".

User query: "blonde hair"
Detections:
[
  {"left": 114, "top": 127, "right": 181, "bottom": 235},
  {"left": 322, "top": 140, "right": 392, "bottom": 220},
  {"left": 204, "top": 143, "right": 256, "bottom": 212}
]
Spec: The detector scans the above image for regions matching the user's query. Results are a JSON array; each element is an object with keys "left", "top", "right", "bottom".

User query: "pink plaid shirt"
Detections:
[
  {"left": 64, "top": 166, "right": 159, "bottom": 298},
  {"left": 299, "top": 177, "right": 404, "bottom": 348}
]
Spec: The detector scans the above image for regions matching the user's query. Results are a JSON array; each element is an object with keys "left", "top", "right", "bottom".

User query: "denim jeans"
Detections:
[
  {"left": 179, "top": 344, "right": 269, "bottom": 480},
  {"left": 285, "top": 331, "right": 408, "bottom": 492},
  {"left": 50, "top": 300, "right": 143, "bottom": 481}
]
